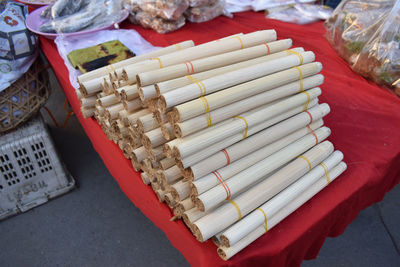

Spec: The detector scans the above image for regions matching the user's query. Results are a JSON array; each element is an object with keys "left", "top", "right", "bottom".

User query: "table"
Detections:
[{"left": 40, "top": 11, "right": 400, "bottom": 267}]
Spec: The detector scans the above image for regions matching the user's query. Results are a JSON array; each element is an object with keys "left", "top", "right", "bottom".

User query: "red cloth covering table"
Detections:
[{"left": 39, "top": 11, "right": 400, "bottom": 267}]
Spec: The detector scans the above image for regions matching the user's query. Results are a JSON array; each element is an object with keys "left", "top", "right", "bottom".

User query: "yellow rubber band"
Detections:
[
  {"left": 320, "top": 162, "right": 331, "bottom": 184},
  {"left": 200, "top": 96, "right": 212, "bottom": 127},
  {"left": 186, "top": 75, "right": 206, "bottom": 96},
  {"left": 294, "top": 66, "right": 304, "bottom": 92},
  {"left": 233, "top": 36, "right": 244, "bottom": 49},
  {"left": 285, "top": 50, "right": 304, "bottom": 65},
  {"left": 228, "top": 199, "right": 242, "bottom": 220},
  {"left": 175, "top": 44, "right": 182, "bottom": 50},
  {"left": 302, "top": 91, "right": 311, "bottom": 111},
  {"left": 234, "top": 116, "right": 248, "bottom": 139},
  {"left": 257, "top": 208, "right": 268, "bottom": 233},
  {"left": 153, "top": 57, "right": 163, "bottom": 68},
  {"left": 298, "top": 155, "right": 312, "bottom": 171}
]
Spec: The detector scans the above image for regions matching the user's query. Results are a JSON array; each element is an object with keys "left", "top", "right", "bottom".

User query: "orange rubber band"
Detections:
[
  {"left": 264, "top": 43, "right": 271, "bottom": 55},
  {"left": 307, "top": 125, "right": 319, "bottom": 145},
  {"left": 221, "top": 149, "right": 231, "bottom": 165},
  {"left": 213, "top": 171, "right": 231, "bottom": 199}
]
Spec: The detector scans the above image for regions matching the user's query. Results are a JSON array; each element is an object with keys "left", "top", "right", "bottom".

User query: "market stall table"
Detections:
[{"left": 39, "top": 11, "right": 400, "bottom": 267}]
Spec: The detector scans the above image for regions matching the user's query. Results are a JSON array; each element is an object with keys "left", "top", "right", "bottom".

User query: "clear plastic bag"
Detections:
[
  {"left": 325, "top": 0, "right": 400, "bottom": 94},
  {"left": 189, "top": 0, "right": 218, "bottom": 8},
  {"left": 132, "top": 10, "right": 186, "bottom": 33},
  {"left": 38, "top": 0, "right": 127, "bottom": 34},
  {"left": 185, "top": 0, "right": 225, "bottom": 23},
  {"left": 137, "top": 0, "right": 189, "bottom": 20},
  {"left": 266, "top": 4, "right": 333, "bottom": 25}
]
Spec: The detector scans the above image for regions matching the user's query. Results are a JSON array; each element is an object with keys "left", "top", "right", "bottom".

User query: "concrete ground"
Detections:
[{"left": 0, "top": 71, "right": 399, "bottom": 266}]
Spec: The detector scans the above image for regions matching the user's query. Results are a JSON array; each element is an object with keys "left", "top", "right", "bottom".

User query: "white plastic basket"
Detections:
[{"left": 0, "top": 114, "right": 75, "bottom": 220}]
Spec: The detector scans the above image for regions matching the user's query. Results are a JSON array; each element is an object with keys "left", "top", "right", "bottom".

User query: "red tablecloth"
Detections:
[{"left": 40, "top": 11, "right": 400, "bottom": 267}]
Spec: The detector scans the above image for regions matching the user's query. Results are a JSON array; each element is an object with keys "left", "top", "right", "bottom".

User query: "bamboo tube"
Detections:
[
  {"left": 160, "top": 157, "right": 175, "bottom": 170},
  {"left": 183, "top": 208, "right": 208, "bottom": 227},
  {"left": 191, "top": 120, "right": 324, "bottom": 196},
  {"left": 81, "top": 107, "right": 95, "bottom": 118},
  {"left": 138, "top": 85, "right": 158, "bottom": 102},
  {"left": 159, "top": 51, "right": 315, "bottom": 112},
  {"left": 97, "top": 94, "right": 119, "bottom": 107},
  {"left": 155, "top": 189, "right": 166, "bottom": 202},
  {"left": 147, "top": 146, "right": 164, "bottom": 162},
  {"left": 142, "top": 126, "right": 169, "bottom": 149},
  {"left": 121, "top": 86, "right": 139, "bottom": 101},
  {"left": 154, "top": 110, "right": 167, "bottom": 124},
  {"left": 155, "top": 48, "right": 305, "bottom": 97},
  {"left": 195, "top": 129, "right": 331, "bottom": 212},
  {"left": 188, "top": 104, "right": 327, "bottom": 180},
  {"left": 123, "top": 98, "right": 142, "bottom": 113},
  {"left": 79, "top": 77, "right": 104, "bottom": 96},
  {"left": 220, "top": 151, "right": 344, "bottom": 247},
  {"left": 164, "top": 193, "right": 177, "bottom": 208},
  {"left": 175, "top": 79, "right": 324, "bottom": 137},
  {"left": 174, "top": 88, "right": 321, "bottom": 160},
  {"left": 124, "top": 30, "right": 277, "bottom": 82},
  {"left": 132, "top": 146, "right": 147, "bottom": 163},
  {"left": 161, "top": 122, "right": 175, "bottom": 140},
  {"left": 217, "top": 162, "right": 347, "bottom": 260},
  {"left": 141, "top": 172, "right": 151, "bottom": 185},
  {"left": 77, "top": 40, "right": 195, "bottom": 83},
  {"left": 105, "top": 103, "right": 124, "bottom": 120},
  {"left": 170, "top": 180, "right": 191, "bottom": 202},
  {"left": 136, "top": 113, "right": 159, "bottom": 133},
  {"left": 179, "top": 99, "right": 319, "bottom": 169},
  {"left": 192, "top": 140, "right": 333, "bottom": 241},
  {"left": 157, "top": 165, "right": 183, "bottom": 186},
  {"left": 172, "top": 62, "right": 322, "bottom": 122},
  {"left": 126, "top": 109, "right": 152, "bottom": 127},
  {"left": 175, "top": 198, "right": 195, "bottom": 216},
  {"left": 80, "top": 95, "right": 97, "bottom": 108},
  {"left": 137, "top": 39, "right": 292, "bottom": 89}
]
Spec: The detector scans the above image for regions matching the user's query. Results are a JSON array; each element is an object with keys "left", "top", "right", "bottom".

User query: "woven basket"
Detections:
[{"left": 0, "top": 58, "right": 51, "bottom": 133}]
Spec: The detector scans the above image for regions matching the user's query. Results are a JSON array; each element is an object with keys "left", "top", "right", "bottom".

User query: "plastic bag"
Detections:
[
  {"left": 0, "top": 1, "right": 38, "bottom": 91},
  {"left": 325, "top": 0, "right": 400, "bottom": 94},
  {"left": 38, "top": 0, "right": 127, "bottom": 34},
  {"left": 185, "top": 0, "right": 226, "bottom": 23},
  {"left": 224, "top": 0, "right": 315, "bottom": 13},
  {"left": 55, "top": 29, "right": 158, "bottom": 89},
  {"left": 132, "top": 10, "right": 186, "bottom": 33},
  {"left": 189, "top": 0, "right": 218, "bottom": 8},
  {"left": 266, "top": 3, "right": 333, "bottom": 25},
  {"left": 137, "top": 0, "right": 189, "bottom": 20}
]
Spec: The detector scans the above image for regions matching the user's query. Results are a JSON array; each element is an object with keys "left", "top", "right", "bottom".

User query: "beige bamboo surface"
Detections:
[
  {"left": 191, "top": 120, "right": 324, "bottom": 196},
  {"left": 192, "top": 140, "right": 334, "bottom": 242},
  {"left": 159, "top": 51, "right": 315, "bottom": 112},
  {"left": 179, "top": 99, "right": 319, "bottom": 170},
  {"left": 137, "top": 39, "right": 292, "bottom": 88},
  {"left": 217, "top": 161, "right": 347, "bottom": 260},
  {"left": 188, "top": 104, "right": 327, "bottom": 180},
  {"left": 195, "top": 128, "right": 331, "bottom": 212},
  {"left": 172, "top": 63, "right": 322, "bottom": 122},
  {"left": 174, "top": 88, "right": 321, "bottom": 159}
]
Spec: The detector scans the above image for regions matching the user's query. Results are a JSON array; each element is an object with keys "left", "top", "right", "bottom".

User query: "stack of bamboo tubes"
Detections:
[{"left": 77, "top": 30, "right": 347, "bottom": 260}]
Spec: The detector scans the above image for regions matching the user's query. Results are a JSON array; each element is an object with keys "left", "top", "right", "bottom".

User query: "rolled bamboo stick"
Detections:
[
  {"left": 171, "top": 62, "right": 322, "bottom": 122},
  {"left": 80, "top": 95, "right": 97, "bottom": 108},
  {"left": 123, "top": 98, "right": 142, "bottom": 113},
  {"left": 157, "top": 165, "right": 183, "bottom": 186},
  {"left": 126, "top": 109, "right": 152, "bottom": 127},
  {"left": 192, "top": 140, "right": 333, "bottom": 242},
  {"left": 155, "top": 189, "right": 166, "bottom": 202},
  {"left": 137, "top": 113, "right": 160, "bottom": 133},
  {"left": 137, "top": 39, "right": 292, "bottom": 89},
  {"left": 141, "top": 172, "right": 151, "bottom": 185},
  {"left": 97, "top": 94, "right": 119, "bottom": 107},
  {"left": 123, "top": 30, "right": 277, "bottom": 83},
  {"left": 159, "top": 51, "right": 315, "bottom": 112},
  {"left": 220, "top": 150, "right": 344, "bottom": 247},
  {"left": 161, "top": 122, "right": 175, "bottom": 140},
  {"left": 182, "top": 207, "right": 208, "bottom": 227},
  {"left": 174, "top": 88, "right": 321, "bottom": 159},
  {"left": 191, "top": 120, "right": 324, "bottom": 196},
  {"left": 174, "top": 197, "right": 195, "bottom": 217},
  {"left": 217, "top": 162, "right": 347, "bottom": 260},
  {"left": 175, "top": 76, "right": 323, "bottom": 137},
  {"left": 160, "top": 157, "right": 176, "bottom": 170},
  {"left": 179, "top": 99, "right": 319, "bottom": 169},
  {"left": 170, "top": 180, "right": 191, "bottom": 202},
  {"left": 105, "top": 103, "right": 124, "bottom": 120},
  {"left": 164, "top": 193, "right": 177, "bottom": 208},
  {"left": 147, "top": 146, "right": 164, "bottom": 162},
  {"left": 132, "top": 146, "right": 147, "bottom": 163},
  {"left": 155, "top": 48, "right": 305, "bottom": 97},
  {"left": 142, "top": 126, "right": 169, "bottom": 150},
  {"left": 77, "top": 40, "right": 195, "bottom": 83},
  {"left": 121, "top": 86, "right": 139, "bottom": 101},
  {"left": 138, "top": 85, "right": 157, "bottom": 102},
  {"left": 188, "top": 104, "right": 327, "bottom": 180},
  {"left": 195, "top": 128, "right": 331, "bottom": 212}
]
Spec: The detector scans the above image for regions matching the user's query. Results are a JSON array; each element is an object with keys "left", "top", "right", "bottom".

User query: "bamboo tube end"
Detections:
[
  {"left": 161, "top": 124, "right": 172, "bottom": 140},
  {"left": 189, "top": 182, "right": 198, "bottom": 197},
  {"left": 122, "top": 68, "right": 128, "bottom": 81},
  {"left": 141, "top": 134, "right": 152, "bottom": 151},
  {"left": 175, "top": 157, "right": 184, "bottom": 171},
  {"left": 173, "top": 206, "right": 183, "bottom": 218},
  {"left": 136, "top": 74, "right": 142, "bottom": 88},
  {"left": 164, "top": 193, "right": 177, "bottom": 208},
  {"left": 81, "top": 107, "right": 95, "bottom": 118},
  {"left": 191, "top": 223, "right": 204, "bottom": 242},
  {"left": 211, "top": 236, "right": 221, "bottom": 247},
  {"left": 184, "top": 167, "right": 194, "bottom": 180},
  {"left": 163, "top": 144, "right": 173, "bottom": 158},
  {"left": 173, "top": 123, "right": 183, "bottom": 138},
  {"left": 182, "top": 213, "right": 191, "bottom": 228},
  {"left": 194, "top": 197, "right": 205, "bottom": 212},
  {"left": 78, "top": 82, "right": 88, "bottom": 96},
  {"left": 154, "top": 83, "right": 161, "bottom": 97},
  {"left": 154, "top": 110, "right": 163, "bottom": 124},
  {"left": 169, "top": 187, "right": 180, "bottom": 203},
  {"left": 141, "top": 172, "right": 150, "bottom": 185},
  {"left": 158, "top": 95, "right": 167, "bottom": 114},
  {"left": 220, "top": 235, "right": 230, "bottom": 248},
  {"left": 131, "top": 158, "right": 141, "bottom": 172},
  {"left": 217, "top": 247, "right": 228, "bottom": 261},
  {"left": 137, "top": 87, "right": 146, "bottom": 103},
  {"left": 155, "top": 189, "right": 165, "bottom": 202},
  {"left": 173, "top": 146, "right": 182, "bottom": 161},
  {"left": 170, "top": 108, "right": 180, "bottom": 123}
]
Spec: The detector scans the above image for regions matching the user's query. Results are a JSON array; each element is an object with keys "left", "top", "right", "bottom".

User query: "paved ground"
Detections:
[{"left": 0, "top": 72, "right": 399, "bottom": 266}]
